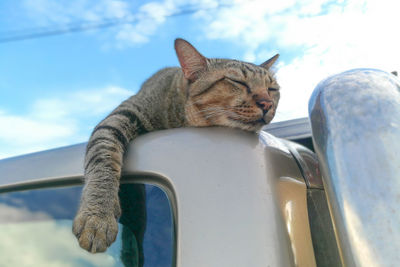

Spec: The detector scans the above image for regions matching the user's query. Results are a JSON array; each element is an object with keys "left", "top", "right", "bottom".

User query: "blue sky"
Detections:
[{"left": 1, "top": 0, "right": 399, "bottom": 158}]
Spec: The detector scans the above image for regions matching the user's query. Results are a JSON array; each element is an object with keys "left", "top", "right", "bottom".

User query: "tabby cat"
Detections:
[{"left": 73, "top": 38, "right": 280, "bottom": 253}]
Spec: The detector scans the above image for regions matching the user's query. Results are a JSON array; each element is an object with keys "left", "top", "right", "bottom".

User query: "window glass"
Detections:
[{"left": 0, "top": 184, "right": 174, "bottom": 267}]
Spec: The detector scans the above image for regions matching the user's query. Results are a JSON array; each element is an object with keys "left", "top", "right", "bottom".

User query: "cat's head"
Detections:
[{"left": 175, "top": 38, "right": 280, "bottom": 132}]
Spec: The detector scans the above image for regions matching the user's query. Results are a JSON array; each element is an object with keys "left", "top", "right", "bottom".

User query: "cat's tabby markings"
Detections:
[{"left": 73, "top": 39, "right": 280, "bottom": 253}]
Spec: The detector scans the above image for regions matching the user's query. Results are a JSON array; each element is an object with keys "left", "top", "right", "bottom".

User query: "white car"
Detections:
[{"left": 0, "top": 69, "right": 398, "bottom": 267}]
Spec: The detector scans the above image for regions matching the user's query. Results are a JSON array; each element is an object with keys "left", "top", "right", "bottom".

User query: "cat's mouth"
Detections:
[
  {"left": 228, "top": 106, "right": 274, "bottom": 126},
  {"left": 228, "top": 116, "right": 266, "bottom": 126}
]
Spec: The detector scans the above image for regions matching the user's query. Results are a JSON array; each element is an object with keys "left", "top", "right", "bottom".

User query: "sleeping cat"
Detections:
[{"left": 73, "top": 38, "right": 280, "bottom": 253}]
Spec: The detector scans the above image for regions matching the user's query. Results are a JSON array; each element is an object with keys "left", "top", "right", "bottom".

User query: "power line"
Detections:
[
  {"left": 0, "top": 20, "right": 124, "bottom": 43},
  {"left": 0, "top": 4, "right": 231, "bottom": 44}
]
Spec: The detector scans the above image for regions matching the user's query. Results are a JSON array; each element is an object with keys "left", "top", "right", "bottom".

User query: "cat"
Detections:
[{"left": 72, "top": 38, "right": 280, "bottom": 253}]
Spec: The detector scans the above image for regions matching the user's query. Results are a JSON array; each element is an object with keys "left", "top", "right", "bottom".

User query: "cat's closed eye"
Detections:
[
  {"left": 268, "top": 87, "right": 279, "bottom": 92},
  {"left": 225, "top": 77, "right": 251, "bottom": 93}
]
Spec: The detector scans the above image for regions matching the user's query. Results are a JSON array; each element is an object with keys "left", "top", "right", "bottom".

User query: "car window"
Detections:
[{"left": 0, "top": 183, "right": 174, "bottom": 267}]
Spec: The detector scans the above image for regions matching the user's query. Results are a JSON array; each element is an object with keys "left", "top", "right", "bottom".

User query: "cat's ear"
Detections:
[
  {"left": 175, "top": 38, "right": 208, "bottom": 82},
  {"left": 260, "top": 54, "right": 279, "bottom": 69}
]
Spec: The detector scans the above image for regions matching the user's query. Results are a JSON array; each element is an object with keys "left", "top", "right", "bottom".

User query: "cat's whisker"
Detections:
[
  {"left": 192, "top": 107, "right": 226, "bottom": 115},
  {"left": 191, "top": 107, "right": 232, "bottom": 119},
  {"left": 199, "top": 107, "right": 230, "bottom": 115},
  {"left": 205, "top": 110, "right": 236, "bottom": 120}
]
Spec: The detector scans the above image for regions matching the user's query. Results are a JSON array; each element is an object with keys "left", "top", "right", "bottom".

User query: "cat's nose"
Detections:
[{"left": 256, "top": 100, "right": 273, "bottom": 113}]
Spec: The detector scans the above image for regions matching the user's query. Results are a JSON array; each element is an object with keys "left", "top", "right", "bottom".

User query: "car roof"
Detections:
[{"left": 0, "top": 118, "right": 311, "bottom": 189}]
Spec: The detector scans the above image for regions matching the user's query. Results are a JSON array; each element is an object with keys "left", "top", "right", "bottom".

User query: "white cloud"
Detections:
[
  {"left": 201, "top": 0, "right": 334, "bottom": 49},
  {"left": 273, "top": 53, "right": 333, "bottom": 121},
  {"left": 0, "top": 86, "right": 133, "bottom": 159},
  {"left": 33, "top": 86, "right": 133, "bottom": 120},
  {"left": 0, "top": 111, "right": 75, "bottom": 145},
  {"left": 114, "top": 1, "right": 178, "bottom": 46},
  {"left": 0, "top": 204, "right": 51, "bottom": 222},
  {"left": 0, "top": 220, "right": 118, "bottom": 266}
]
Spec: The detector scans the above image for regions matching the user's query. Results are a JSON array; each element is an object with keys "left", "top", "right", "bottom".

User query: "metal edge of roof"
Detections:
[
  {"left": 263, "top": 117, "right": 311, "bottom": 140},
  {"left": 0, "top": 118, "right": 311, "bottom": 162},
  {"left": 0, "top": 118, "right": 312, "bottom": 187}
]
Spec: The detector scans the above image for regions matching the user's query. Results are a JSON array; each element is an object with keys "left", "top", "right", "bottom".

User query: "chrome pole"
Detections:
[{"left": 309, "top": 69, "right": 400, "bottom": 266}]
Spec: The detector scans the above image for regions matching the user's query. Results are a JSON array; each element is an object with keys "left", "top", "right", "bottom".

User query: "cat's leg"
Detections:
[{"left": 72, "top": 107, "right": 146, "bottom": 253}]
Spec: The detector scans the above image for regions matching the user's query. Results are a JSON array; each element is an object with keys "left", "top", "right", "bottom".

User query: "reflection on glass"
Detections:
[{"left": 0, "top": 184, "right": 173, "bottom": 267}]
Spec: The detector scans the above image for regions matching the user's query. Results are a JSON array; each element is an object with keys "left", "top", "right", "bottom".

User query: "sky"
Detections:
[{"left": 1, "top": 0, "right": 399, "bottom": 159}]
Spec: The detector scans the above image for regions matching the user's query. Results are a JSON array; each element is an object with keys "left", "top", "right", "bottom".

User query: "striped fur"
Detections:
[{"left": 73, "top": 38, "right": 280, "bottom": 253}]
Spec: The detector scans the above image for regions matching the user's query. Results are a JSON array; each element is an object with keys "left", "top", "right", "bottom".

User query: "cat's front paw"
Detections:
[{"left": 72, "top": 211, "right": 118, "bottom": 253}]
